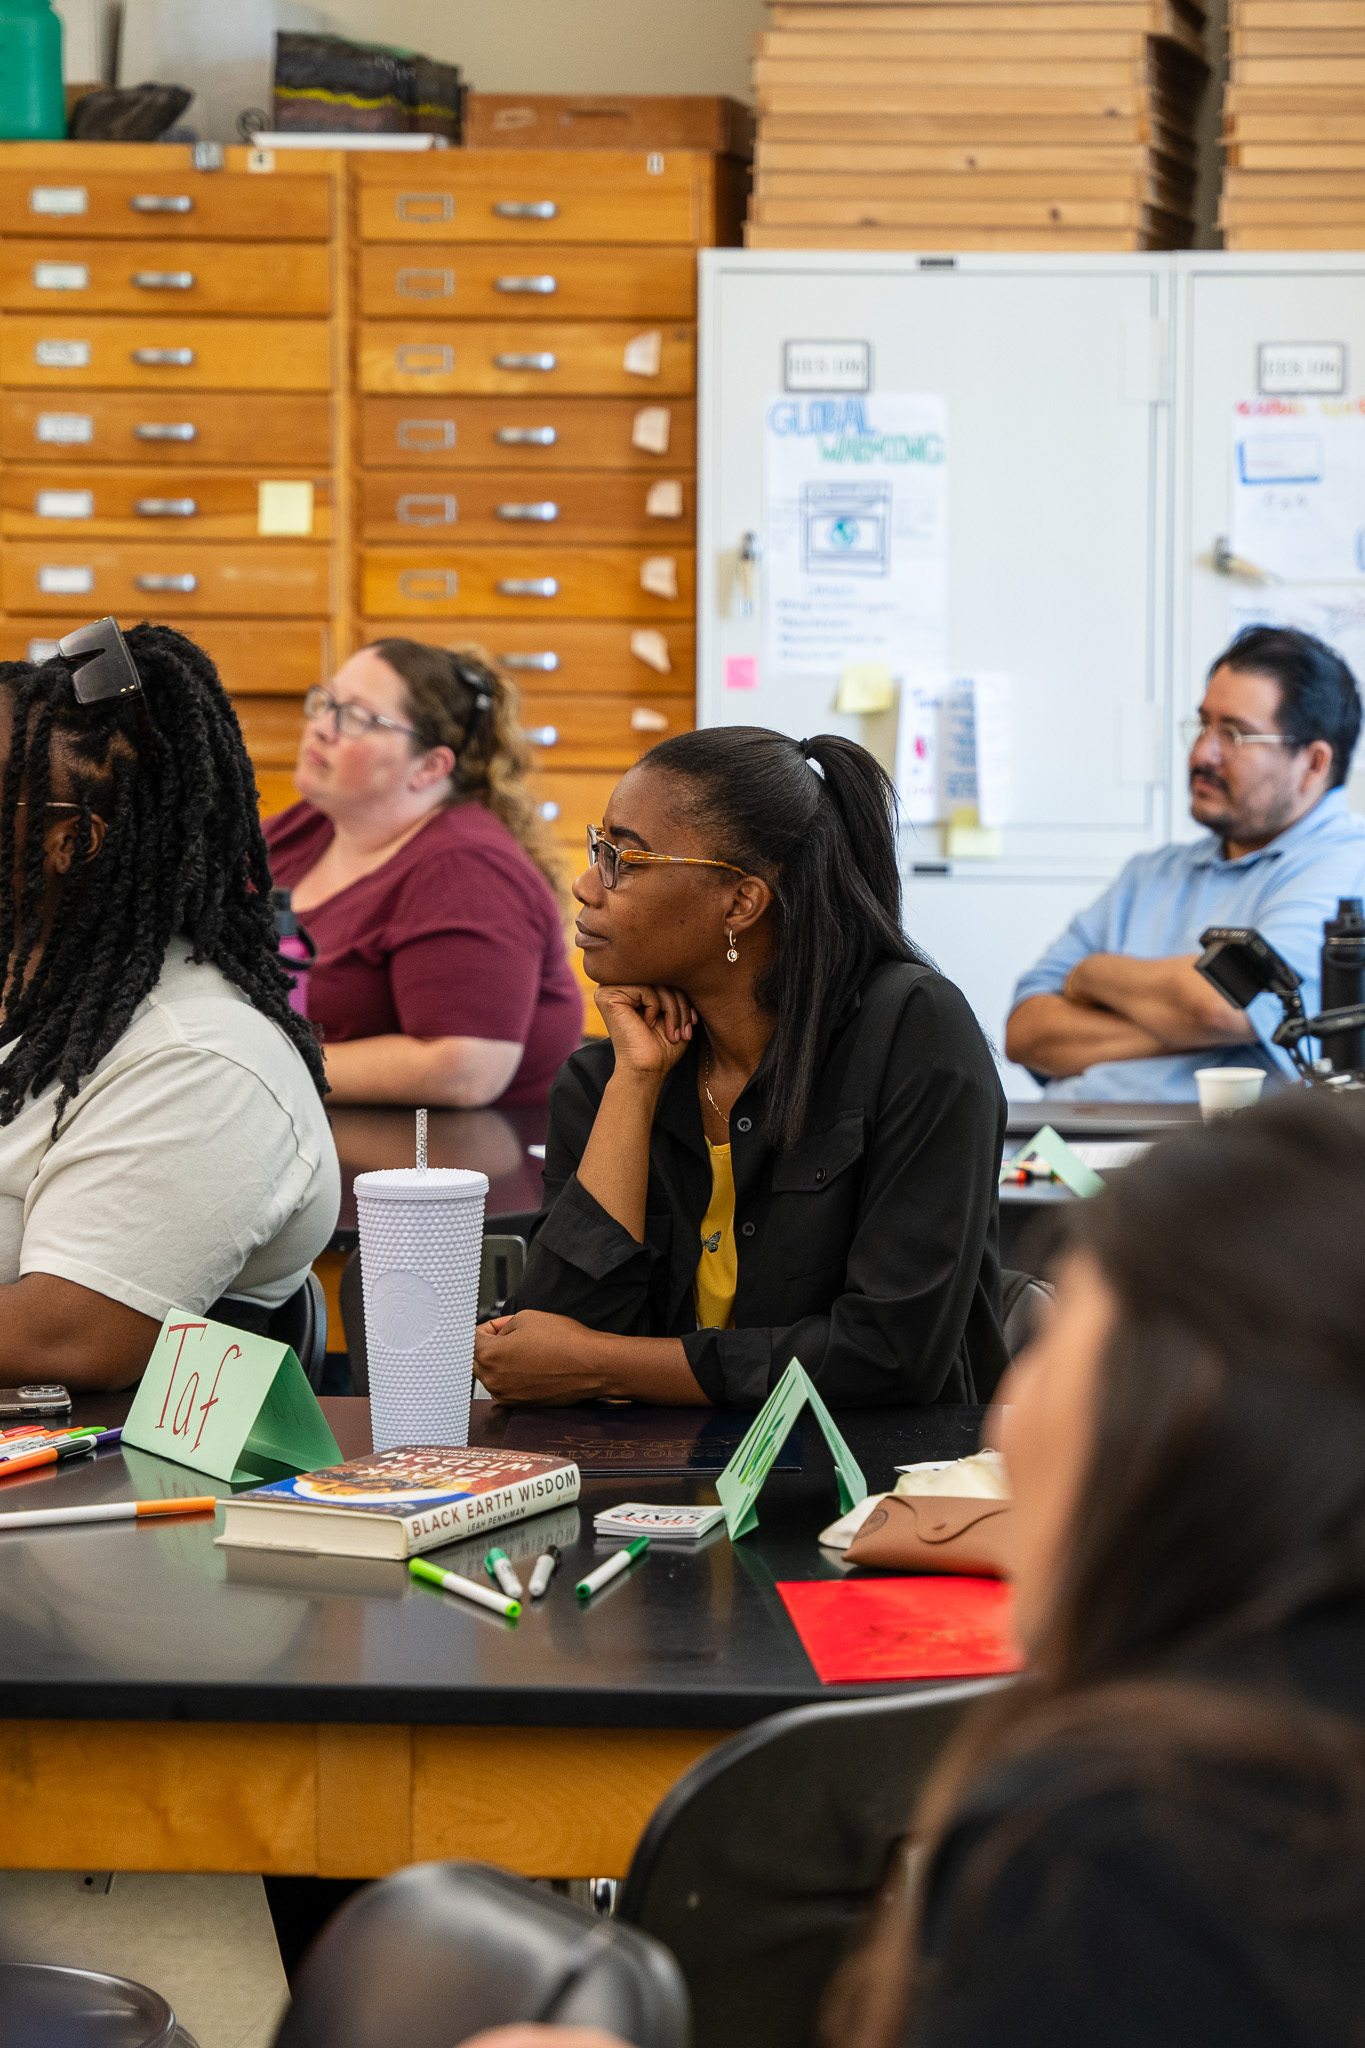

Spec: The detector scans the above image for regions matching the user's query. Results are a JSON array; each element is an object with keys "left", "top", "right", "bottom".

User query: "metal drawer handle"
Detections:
[
  {"left": 136, "top": 498, "right": 197, "bottom": 518},
  {"left": 396, "top": 267, "right": 454, "bottom": 298},
  {"left": 397, "top": 493, "right": 458, "bottom": 527},
  {"left": 500, "top": 650, "right": 558, "bottom": 671},
  {"left": 132, "top": 270, "right": 195, "bottom": 290},
  {"left": 136, "top": 422, "right": 196, "bottom": 441},
  {"left": 398, "top": 569, "right": 459, "bottom": 599},
  {"left": 136, "top": 573, "right": 197, "bottom": 592},
  {"left": 397, "top": 417, "right": 456, "bottom": 450},
  {"left": 495, "top": 275, "right": 557, "bottom": 295},
  {"left": 493, "top": 200, "right": 558, "bottom": 219},
  {"left": 495, "top": 352, "right": 556, "bottom": 372},
  {"left": 130, "top": 194, "right": 193, "bottom": 213},
  {"left": 496, "top": 426, "right": 556, "bottom": 446},
  {"left": 396, "top": 192, "right": 454, "bottom": 222},
  {"left": 396, "top": 343, "right": 455, "bottom": 375},
  {"left": 132, "top": 347, "right": 195, "bottom": 366},
  {"left": 523, "top": 725, "right": 558, "bottom": 747},
  {"left": 497, "top": 501, "right": 558, "bottom": 523},
  {"left": 498, "top": 577, "right": 558, "bottom": 597}
]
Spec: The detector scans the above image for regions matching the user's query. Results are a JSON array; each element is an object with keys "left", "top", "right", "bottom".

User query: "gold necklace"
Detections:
[{"left": 701, "top": 1044, "right": 732, "bottom": 1126}]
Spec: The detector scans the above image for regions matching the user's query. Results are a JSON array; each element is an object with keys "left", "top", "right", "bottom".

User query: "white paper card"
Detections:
[
  {"left": 34, "top": 340, "right": 91, "bottom": 368},
  {"left": 35, "top": 490, "right": 93, "bottom": 520},
  {"left": 36, "top": 412, "right": 92, "bottom": 444},
  {"left": 623, "top": 330, "right": 663, "bottom": 378},
  {"left": 763, "top": 393, "right": 948, "bottom": 678},
  {"left": 893, "top": 673, "right": 1011, "bottom": 826},
  {"left": 630, "top": 628, "right": 672, "bottom": 673},
  {"left": 32, "top": 263, "right": 89, "bottom": 292},
  {"left": 631, "top": 406, "right": 671, "bottom": 453},
  {"left": 38, "top": 565, "right": 94, "bottom": 594},
  {"left": 640, "top": 555, "right": 678, "bottom": 599},
  {"left": 28, "top": 187, "right": 87, "bottom": 216},
  {"left": 1230, "top": 397, "right": 1365, "bottom": 583},
  {"left": 644, "top": 479, "right": 684, "bottom": 518}
]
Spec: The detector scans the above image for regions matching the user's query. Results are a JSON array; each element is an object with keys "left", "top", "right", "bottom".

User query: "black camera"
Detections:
[{"left": 1196, "top": 898, "right": 1365, "bottom": 1085}]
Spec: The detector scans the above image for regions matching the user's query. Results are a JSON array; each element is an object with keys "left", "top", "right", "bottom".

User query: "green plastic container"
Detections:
[{"left": 0, "top": 0, "right": 64, "bottom": 141}]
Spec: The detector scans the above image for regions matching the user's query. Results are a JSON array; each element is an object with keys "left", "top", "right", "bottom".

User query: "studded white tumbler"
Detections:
[{"left": 354, "top": 1167, "right": 489, "bottom": 1449}]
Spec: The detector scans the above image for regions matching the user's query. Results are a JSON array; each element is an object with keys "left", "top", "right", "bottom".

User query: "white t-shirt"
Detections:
[{"left": 0, "top": 945, "right": 340, "bottom": 1324}]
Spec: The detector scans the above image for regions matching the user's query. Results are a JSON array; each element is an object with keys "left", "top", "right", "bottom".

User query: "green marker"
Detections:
[
  {"left": 576, "top": 1536, "right": 649, "bottom": 1601},
  {"left": 410, "top": 1556, "right": 520, "bottom": 1619},
  {"left": 484, "top": 1546, "right": 523, "bottom": 1600}
]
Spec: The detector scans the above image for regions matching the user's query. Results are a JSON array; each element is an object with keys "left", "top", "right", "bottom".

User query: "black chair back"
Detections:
[
  {"left": 341, "top": 1235, "right": 528, "bottom": 1394},
  {"left": 617, "top": 1683, "right": 1003, "bottom": 2048},
  {"left": 272, "top": 1861, "right": 689, "bottom": 2048},
  {"left": 208, "top": 1272, "right": 327, "bottom": 1391}
]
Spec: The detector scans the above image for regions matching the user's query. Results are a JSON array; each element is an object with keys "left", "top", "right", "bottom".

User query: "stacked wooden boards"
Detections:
[
  {"left": 747, "top": 0, "right": 1210, "bottom": 250},
  {"left": 1223, "top": 1, "right": 1365, "bottom": 248}
]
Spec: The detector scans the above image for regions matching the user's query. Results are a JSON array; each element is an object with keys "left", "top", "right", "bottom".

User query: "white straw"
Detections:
[{"left": 416, "top": 1107, "right": 428, "bottom": 1171}]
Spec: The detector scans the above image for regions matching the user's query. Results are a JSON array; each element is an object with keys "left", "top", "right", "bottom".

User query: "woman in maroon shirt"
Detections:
[{"left": 265, "top": 639, "right": 581, "bottom": 1110}]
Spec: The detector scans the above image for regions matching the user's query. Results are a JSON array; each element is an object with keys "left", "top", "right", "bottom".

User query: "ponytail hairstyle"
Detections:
[
  {"left": 638, "top": 727, "right": 923, "bottom": 1149},
  {"left": 0, "top": 621, "right": 327, "bottom": 1127},
  {"left": 367, "top": 638, "right": 568, "bottom": 913}
]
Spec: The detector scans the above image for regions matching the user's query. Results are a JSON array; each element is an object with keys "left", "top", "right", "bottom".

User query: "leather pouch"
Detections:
[{"left": 843, "top": 1492, "right": 1012, "bottom": 1576}]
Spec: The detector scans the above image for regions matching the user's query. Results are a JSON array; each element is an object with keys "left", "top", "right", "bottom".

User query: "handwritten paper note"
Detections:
[
  {"left": 716, "top": 1359, "right": 866, "bottom": 1540},
  {"left": 122, "top": 1312, "right": 341, "bottom": 1484},
  {"left": 1230, "top": 397, "right": 1365, "bottom": 583}
]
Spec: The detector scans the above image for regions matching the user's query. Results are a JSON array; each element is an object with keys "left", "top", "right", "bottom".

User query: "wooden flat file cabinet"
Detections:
[
  {"left": 0, "top": 141, "right": 346, "bottom": 784},
  {"left": 0, "top": 140, "right": 744, "bottom": 1021}
]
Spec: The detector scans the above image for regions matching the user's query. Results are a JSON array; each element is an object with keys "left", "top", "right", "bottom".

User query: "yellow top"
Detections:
[{"left": 693, "top": 1140, "right": 738, "bottom": 1332}]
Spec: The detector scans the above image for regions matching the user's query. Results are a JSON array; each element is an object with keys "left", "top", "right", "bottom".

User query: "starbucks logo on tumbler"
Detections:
[{"left": 370, "top": 1270, "right": 441, "bottom": 1351}]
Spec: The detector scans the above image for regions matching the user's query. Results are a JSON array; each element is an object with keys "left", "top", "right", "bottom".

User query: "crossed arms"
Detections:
[{"left": 1006, "top": 952, "right": 1255, "bottom": 1079}]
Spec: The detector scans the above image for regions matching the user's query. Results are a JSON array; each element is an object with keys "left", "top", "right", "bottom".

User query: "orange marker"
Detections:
[
  {"left": 0, "top": 1496, "right": 217, "bottom": 1532},
  {"left": 0, "top": 1439, "right": 97, "bottom": 1479}
]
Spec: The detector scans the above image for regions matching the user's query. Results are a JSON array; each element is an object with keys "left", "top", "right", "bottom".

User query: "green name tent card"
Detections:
[
  {"left": 716, "top": 1359, "right": 867, "bottom": 1541},
  {"left": 1005, "top": 1122, "right": 1105, "bottom": 1199},
  {"left": 122, "top": 1312, "right": 342, "bottom": 1485}
]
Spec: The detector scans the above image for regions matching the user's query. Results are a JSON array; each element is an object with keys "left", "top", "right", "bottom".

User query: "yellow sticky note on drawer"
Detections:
[{"left": 258, "top": 481, "right": 314, "bottom": 537}]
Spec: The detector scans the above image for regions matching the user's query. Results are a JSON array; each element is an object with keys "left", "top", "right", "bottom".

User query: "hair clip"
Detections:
[
  {"left": 448, "top": 654, "right": 494, "bottom": 724},
  {"left": 56, "top": 617, "right": 143, "bottom": 706}
]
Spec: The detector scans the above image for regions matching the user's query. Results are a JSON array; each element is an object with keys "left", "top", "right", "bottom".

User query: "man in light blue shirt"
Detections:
[{"left": 1008, "top": 626, "right": 1365, "bottom": 1100}]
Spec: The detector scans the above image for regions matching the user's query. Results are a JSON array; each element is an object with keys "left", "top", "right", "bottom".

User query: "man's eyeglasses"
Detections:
[
  {"left": 1180, "top": 716, "right": 1296, "bottom": 754},
  {"left": 587, "top": 823, "right": 746, "bottom": 891},
  {"left": 303, "top": 685, "right": 417, "bottom": 741}
]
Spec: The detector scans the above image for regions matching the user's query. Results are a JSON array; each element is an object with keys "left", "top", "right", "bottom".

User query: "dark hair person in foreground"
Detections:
[
  {"left": 0, "top": 622, "right": 338, "bottom": 1391},
  {"left": 461, "top": 1088, "right": 1365, "bottom": 2048},
  {"left": 474, "top": 727, "right": 1007, "bottom": 1408}
]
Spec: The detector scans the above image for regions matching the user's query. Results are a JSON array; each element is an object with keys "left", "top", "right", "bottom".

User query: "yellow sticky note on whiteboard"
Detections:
[
  {"left": 258, "top": 480, "right": 314, "bottom": 537},
  {"left": 835, "top": 663, "right": 895, "bottom": 714},
  {"left": 946, "top": 804, "right": 1004, "bottom": 860}
]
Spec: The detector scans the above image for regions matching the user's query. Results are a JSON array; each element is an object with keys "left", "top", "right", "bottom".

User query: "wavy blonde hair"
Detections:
[{"left": 367, "top": 637, "right": 569, "bottom": 913}]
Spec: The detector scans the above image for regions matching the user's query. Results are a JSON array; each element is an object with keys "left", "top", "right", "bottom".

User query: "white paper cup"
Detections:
[
  {"left": 354, "top": 1166, "right": 489, "bottom": 1450},
  {"left": 1194, "top": 1067, "right": 1267, "bottom": 1121}
]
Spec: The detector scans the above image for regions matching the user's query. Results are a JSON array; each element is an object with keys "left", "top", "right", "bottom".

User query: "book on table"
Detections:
[{"left": 215, "top": 1445, "right": 581, "bottom": 1561}]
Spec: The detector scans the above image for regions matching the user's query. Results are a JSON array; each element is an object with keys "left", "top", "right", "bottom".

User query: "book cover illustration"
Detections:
[{"left": 240, "top": 1445, "right": 576, "bottom": 1517}]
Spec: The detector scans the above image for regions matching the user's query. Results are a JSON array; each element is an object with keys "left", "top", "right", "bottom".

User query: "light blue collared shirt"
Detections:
[{"left": 1011, "top": 790, "right": 1365, "bottom": 1100}]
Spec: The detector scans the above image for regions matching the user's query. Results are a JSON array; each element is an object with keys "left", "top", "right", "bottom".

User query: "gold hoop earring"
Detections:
[{"left": 726, "top": 929, "right": 739, "bottom": 964}]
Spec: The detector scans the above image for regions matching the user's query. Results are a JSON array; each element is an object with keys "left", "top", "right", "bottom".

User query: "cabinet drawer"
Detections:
[
  {"left": 360, "top": 470, "right": 692, "bottom": 543},
  {"left": 3, "top": 467, "right": 332, "bottom": 539},
  {"left": 0, "top": 169, "right": 332, "bottom": 241},
  {"left": 355, "top": 152, "right": 708, "bottom": 245},
  {"left": 0, "top": 241, "right": 331, "bottom": 316},
  {"left": 358, "top": 321, "right": 694, "bottom": 398},
  {"left": 528, "top": 768, "right": 623, "bottom": 848},
  {"left": 1, "top": 392, "right": 333, "bottom": 465},
  {"left": 360, "top": 395, "right": 695, "bottom": 471},
  {"left": 362, "top": 545, "right": 694, "bottom": 619},
  {"left": 360, "top": 616, "right": 694, "bottom": 691},
  {"left": 516, "top": 690, "right": 694, "bottom": 769},
  {"left": 0, "top": 617, "right": 331, "bottom": 695},
  {"left": 0, "top": 316, "right": 332, "bottom": 391},
  {"left": 234, "top": 694, "right": 307, "bottom": 768},
  {"left": 359, "top": 244, "right": 694, "bottom": 320},
  {"left": 6, "top": 543, "right": 332, "bottom": 617}
]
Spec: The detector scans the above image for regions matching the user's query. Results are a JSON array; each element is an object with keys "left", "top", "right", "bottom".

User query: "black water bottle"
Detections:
[{"left": 1319, "top": 897, "right": 1365, "bottom": 1073}]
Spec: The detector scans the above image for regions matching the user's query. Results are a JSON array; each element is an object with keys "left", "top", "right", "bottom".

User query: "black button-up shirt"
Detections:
[{"left": 516, "top": 960, "right": 1008, "bottom": 1408}]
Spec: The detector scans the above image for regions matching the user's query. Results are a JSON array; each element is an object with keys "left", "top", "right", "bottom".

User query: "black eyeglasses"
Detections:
[{"left": 56, "top": 616, "right": 143, "bottom": 706}]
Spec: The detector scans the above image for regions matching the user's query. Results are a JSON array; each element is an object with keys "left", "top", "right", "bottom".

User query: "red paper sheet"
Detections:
[{"left": 777, "top": 1576, "right": 1025, "bottom": 1683}]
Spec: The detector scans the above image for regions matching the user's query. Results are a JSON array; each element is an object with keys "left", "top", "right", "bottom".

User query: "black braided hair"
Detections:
[{"left": 0, "top": 621, "right": 327, "bottom": 1127}]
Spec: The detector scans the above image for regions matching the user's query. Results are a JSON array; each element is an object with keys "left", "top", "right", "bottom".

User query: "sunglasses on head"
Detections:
[{"left": 54, "top": 616, "right": 144, "bottom": 707}]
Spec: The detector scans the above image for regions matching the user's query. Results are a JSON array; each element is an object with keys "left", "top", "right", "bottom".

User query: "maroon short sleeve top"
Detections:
[{"left": 265, "top": 800, "right": 582, "bottom": 1110}]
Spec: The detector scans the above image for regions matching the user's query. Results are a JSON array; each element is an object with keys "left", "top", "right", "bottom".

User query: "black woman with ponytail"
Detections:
[
  {"left": 0, "top": 619, "right": 338, "bottom": 1392},
  {"left": 474, "top": 726, "right": 1007, "bottom": 1408}
]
